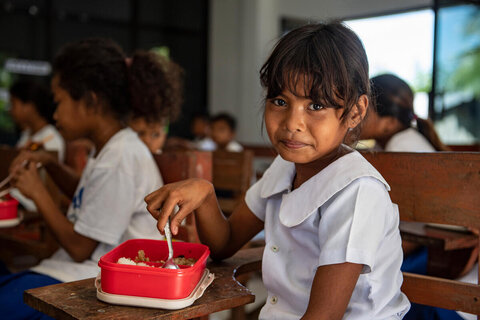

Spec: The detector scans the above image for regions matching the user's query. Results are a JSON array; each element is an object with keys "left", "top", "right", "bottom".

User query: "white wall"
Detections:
[{"left": 209, "top": 0, "right": 432, "bottom": 145}]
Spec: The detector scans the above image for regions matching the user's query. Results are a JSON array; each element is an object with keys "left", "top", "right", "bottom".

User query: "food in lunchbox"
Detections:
[{"left": 116, "top": 250, "right": 197, "bottom": 267}]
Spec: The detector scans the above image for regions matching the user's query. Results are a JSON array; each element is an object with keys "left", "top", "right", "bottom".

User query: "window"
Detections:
[
  {"left": 433, "top": 2, "right": 480, "bottom": 144},
  {"left": 345, "top": 10, "right": 434, "bottom": 119}
]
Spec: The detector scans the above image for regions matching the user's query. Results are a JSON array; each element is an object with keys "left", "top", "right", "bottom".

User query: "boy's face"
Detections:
[
  {"left": 191, "top": 118, "right": 210, "bottom": 139},
  {"left": 211, "top": 120, "right": 234, "bottom": 148},
  {"left": 130, "top": 118, "right": 167, "bottom": 154},
  {"left": 9, "top": 96, "right": 30, "bottom": 128}
]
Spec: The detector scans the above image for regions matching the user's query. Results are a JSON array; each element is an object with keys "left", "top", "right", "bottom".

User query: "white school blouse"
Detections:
[
  {"left": 385, "top": 127, "right": 435, "bottom": 152},
  {"left": 31, "top": 128, "right": 163, "bottom": 282},
  {"left": 245, "top": 149, "right": 410, "bottom": 320}
]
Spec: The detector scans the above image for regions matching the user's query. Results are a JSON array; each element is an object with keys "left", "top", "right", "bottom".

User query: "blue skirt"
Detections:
[
  {"left": 0, "top": 270, "right": 60, "bottom": 320},
  {"left": 401, "top": 247, "right": 465, "bottom": 320}
]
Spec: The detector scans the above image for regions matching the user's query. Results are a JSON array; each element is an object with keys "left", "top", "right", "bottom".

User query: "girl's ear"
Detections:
[{"left": 348, "top": 94, "right": 368, "bottom": 129}]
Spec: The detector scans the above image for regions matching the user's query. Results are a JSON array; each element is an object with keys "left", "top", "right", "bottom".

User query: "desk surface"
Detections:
[
  {"left": 24, "top": 247, "right": 264, "bottom": 320},
  {"left": 399, "top": 221, "right": 477, "bottom": 251}
]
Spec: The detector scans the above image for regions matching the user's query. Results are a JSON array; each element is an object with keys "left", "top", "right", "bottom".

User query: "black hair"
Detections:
[
  {"left": 9, "top": 79, "right": 55, "bottom": 124},
  {"left": 371, "top": 74, "right": 450, "bottom": 151},
  {"left": 211, "top": 112, "right": 237, "bottom": 131},
  {"left": 371, "top": 74, "right": 415, "bottom": 128},
  {"left": 53, "top": 38, "right": 183, "bottom": 124},
  {"left": 259, "top": 22, "right": 370, "bottom": 145}
]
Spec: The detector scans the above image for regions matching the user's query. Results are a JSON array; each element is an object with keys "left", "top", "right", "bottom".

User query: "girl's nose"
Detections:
[{"left": 284, "top": 106, "right": 305, "bottom": 133}]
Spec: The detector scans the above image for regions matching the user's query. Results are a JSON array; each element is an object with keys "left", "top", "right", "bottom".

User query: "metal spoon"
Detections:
[{"left": 163, "top": 216, "right": 179, "bottom": 269}]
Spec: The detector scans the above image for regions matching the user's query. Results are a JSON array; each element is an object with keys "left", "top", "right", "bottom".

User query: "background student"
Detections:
[
  {"left": 9, "top": 79, "right": 65, "bottom": 161},
  {"left": 8, "top": 79, "right": 66, "bottom": 211},
  {"left": 146, "top": 22, "right": 410, "bottom": 319},
  {"left": 210, "top": 112, "right": 243, "bottom": 152},
  {"left": 361, "top": 73, "right": 450, "bottom": 152},
  {"left": 1, "top": 38, "right": 177, "bottom": 319}
]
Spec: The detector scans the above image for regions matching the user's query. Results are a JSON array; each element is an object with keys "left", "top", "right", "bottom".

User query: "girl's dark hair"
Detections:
[
  {"left": 9, "top": 79, "right": 55, "bottom": 124},
  {"left": 259, "top": 22, "right": 370, "bottom": 145},
  {"left": 129, "top": 51, "right": 183, "bottom": 123},
  {"left": 371, "top": 74, "right": 450, "bottom": 151},
  {"left": 53, "top": 38, "right": 183, "bottom": 124}
]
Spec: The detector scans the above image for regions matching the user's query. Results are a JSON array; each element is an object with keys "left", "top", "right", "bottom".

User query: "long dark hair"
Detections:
[
  {"left": 371, "top": 74, "right": 450, "bottom": 151},
  {"left": 259, "top": 22, "right": 370, "bottom": 145},
  {"left": 53, "top": 38, "right": 183, "bottom": 124}
]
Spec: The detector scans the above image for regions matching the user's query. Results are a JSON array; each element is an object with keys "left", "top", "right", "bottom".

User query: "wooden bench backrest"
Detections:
[
  {"left": 362, "top": 151, "right": 480, "bottom": 315},
  {"left": 153, "top": 150, "right": 212, "bottom": 243},
  {"left": 212, "top": 150, "right": 254, "bottom": 213}
]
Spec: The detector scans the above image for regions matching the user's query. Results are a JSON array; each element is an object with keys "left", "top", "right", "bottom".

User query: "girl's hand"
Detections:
[
  {"left": 10, "top": 150, "right": 55, "bottom": 174},
  {"left": 145, "top": 178, "right": 214, "bottom": 235},
  {"left": 11, "top": 162, "right": 46, "bottom": 200}
]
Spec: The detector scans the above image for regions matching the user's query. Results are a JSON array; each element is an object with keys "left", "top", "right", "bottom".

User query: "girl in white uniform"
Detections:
[
  {"left": 146, "top": 22, "right": 410, "bottom": 319},
  {"left": 3, "top": 38, "right": 181, "bottom": 319},
  {"left": 360, "top": 74, "right": 450, "bottom": 152}
]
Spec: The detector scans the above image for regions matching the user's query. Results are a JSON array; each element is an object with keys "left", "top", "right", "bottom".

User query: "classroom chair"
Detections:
[
  {"left": 212, "top": 150, "right": 254, "bottom": 215},
  {"left": 153, "top": 150, "right": 212, "bottom": 243},
  {"left": 362, "top": 151, "right": 480, "bottom": 317}
]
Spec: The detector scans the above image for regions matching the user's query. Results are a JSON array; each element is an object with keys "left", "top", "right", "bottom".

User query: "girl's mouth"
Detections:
[{"left": 281, "top": 139, "right": 308, "bottom": 149}]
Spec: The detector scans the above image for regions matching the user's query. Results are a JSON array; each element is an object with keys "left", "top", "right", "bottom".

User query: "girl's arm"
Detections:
[
  {"left": 10, "top": 150, "right": 81, "bottom": 199},
  {"left": 145, "top": 178, "right": 263, "bottom": 260},
  {"left": 302, "top": 263, "right": 363, "bottom": 320},
  {"left": 12, "top": 163, "right": 97, "bottom": 262}
]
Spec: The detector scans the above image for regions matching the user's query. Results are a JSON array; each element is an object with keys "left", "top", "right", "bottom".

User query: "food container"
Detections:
[
  {"left": 0, "top": 195, "right": 19, "bottom": 220},
  {"left": 98, "top": 239, "right": 210, "bottom": 300}
]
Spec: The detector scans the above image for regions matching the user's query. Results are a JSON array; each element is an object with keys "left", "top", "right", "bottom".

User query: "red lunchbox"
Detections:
[
  {"left": 98, "top": 239, "right": 210, "bottom": 299},
  {"left": 0, "top": 195, "right": 19, "bottom": 220}
]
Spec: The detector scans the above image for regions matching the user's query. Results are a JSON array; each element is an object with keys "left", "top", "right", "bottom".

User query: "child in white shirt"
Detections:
[
  {"left": 3, "top": 38, "right": 176, "bottom": 319},
  {"left": 145, "top": 22, "right": 410, "bottom": 319}
]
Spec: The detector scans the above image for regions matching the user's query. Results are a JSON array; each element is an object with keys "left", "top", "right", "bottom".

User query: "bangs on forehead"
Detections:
[{"left": 266, "top": 47, "right": 343, "bottom": 109}]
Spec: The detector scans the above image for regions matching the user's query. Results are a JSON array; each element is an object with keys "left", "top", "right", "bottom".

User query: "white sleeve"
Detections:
[
  {"left": 74, "top": 167, "right": 136, "bottom": 245},
  {"left": 317, "top": 177, "right": 391, "bottom": 273},
  {"left": 245, "top": 176, "right": 268, "bottom": 222}
]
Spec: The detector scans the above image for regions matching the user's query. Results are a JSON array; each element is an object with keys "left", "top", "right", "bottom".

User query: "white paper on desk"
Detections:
[{"left": 10, "top": 188, "right": 37, "bottom": 212}]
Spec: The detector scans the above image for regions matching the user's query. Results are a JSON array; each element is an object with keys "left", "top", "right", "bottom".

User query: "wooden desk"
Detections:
[
  {"left": 24, "top": 247, "right": 264, "bottom": 320},
  {"left": 400, "top": 221, "right": 477, "bottom": 279}
]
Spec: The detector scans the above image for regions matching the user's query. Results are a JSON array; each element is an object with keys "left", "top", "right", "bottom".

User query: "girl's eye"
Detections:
[
  {"left": 308, "top": 103, "right": 324, "bottom": 111},
  {"left": 271, "top": 98, "right": 287, "bottom": 107}
]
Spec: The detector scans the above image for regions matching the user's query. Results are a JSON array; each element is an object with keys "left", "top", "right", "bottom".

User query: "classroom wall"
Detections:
[{"left": 208, "top": 0, "right": 432, "bottom": 145}]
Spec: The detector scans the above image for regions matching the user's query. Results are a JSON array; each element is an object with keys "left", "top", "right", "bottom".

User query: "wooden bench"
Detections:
[
  {"left": 212, "top": 150, "right": 253, "bottom": 215},
  {"left": 362, "top": 151, "right": 480, "bottom": 316}
]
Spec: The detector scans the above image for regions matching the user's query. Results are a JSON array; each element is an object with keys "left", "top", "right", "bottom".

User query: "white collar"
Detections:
[{"left": 260, "top": 149, "right": 390, "bottom": 227}]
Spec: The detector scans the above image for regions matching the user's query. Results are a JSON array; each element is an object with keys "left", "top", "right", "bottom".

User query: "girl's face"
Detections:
[
  {"left": 51, "top": 75, "right": 91, "bottom": 141},
  {"left": 265, "top": 84, "right": 354, "bottom": 166},
  {"left": 130, "top": 117, "right": 167, "bottom": 154}
]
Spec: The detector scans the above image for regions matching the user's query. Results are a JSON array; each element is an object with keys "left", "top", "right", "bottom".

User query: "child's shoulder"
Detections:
[{"left": 323, "top": 150, "right": 390, "bottom": 191}]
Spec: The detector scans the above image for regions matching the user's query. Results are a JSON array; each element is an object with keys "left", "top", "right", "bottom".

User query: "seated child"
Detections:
[
  {"left": 1, "top": 38, "right": 178, "bottom": 319},
  {"left": 360, "top": 74, "right": 450, "bottom": 152},
  {"left": 210, "top": 112, "right": 243, "bottom": 152},
  {"left": 146, "top": 22, "right": 410, "bottom": 319},
  {"left": 9, "top": 79, "right": 66, "bottom": 211},
  {"left": 191, "top": 113, "right": 216, "bottom": 151},
  {"left": 130, "top": 117, "right": 168, "bottom": 154},
  {"left": 9, "top": 79, "right": 65, "bottom": 161}
]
